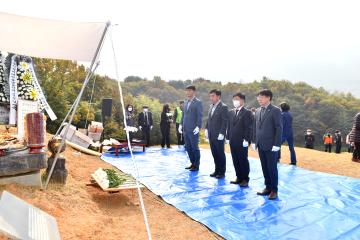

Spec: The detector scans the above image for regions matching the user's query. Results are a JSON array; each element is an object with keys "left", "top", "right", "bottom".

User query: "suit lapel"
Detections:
[
  {"left": 210, "top": 102, "right": 222, "bottom": 120},
  {"left": 233, "top": 107, "right": 245, "bottom": 124},
  {"left": 260, "top": 104, "right": 272, "bottom": 125}
]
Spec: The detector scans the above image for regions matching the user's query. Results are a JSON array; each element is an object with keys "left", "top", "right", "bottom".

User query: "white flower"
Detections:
[{"left": 19, "top": 61, "right": 29, "bottom": 71}]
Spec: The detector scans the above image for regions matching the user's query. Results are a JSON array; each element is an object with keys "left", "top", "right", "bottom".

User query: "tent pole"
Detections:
[{"left": 44, "top": 21, "right": 111, "bottom": 190}]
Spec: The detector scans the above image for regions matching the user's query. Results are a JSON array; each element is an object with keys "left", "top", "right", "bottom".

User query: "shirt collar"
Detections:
[
  {"left": 213, "top": 100, "right": 221, "bottom": 107},
  {"left": 261, "top": 103, "right": 271, "bottom": 109}
]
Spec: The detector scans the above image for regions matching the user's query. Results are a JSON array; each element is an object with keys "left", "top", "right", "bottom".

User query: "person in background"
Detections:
[
  {"left": 349, "top": 112, "right": 360, "bottom": 162},
  {"left": 252, "top": 89, "right": 282, "bottom": 200},
  {"left": 205, "top": 89, "right": 228, "bottom": 179},
  {"left": 173, "top": 101, "right": 185, "bottom": 147},
  {"left": 346, "top": 132, "right": 354, "bottom": 153},
  {"left": 334, "top": 130, "right": 342, "bottom": 154},
  {"left": 138, "top": 106, "right": 153, "bottom": 147},
  {"left": 323, "top": 132, "right": 333, "bottom": 153},
  {"left": 160, "top": 104, "right": 172, "bottom": 149},
  {"left": 227, "top": 92, "right": 253, "bottom": 187},
  {"left": 125, "top": 104, "right": 136, "bottom": 141},
  {"left": 305, "top": 129, "right": 315, "bottom": 149},
  {"left": 179, "top": 85, "right": 203, "bottom": 171},
  {"left": 278, "top": 102, "right": 297, "bottom": 165}
]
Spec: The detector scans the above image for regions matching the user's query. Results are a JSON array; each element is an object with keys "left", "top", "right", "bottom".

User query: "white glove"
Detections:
[
  {"left": 217, "top": 134, "right": 224, "bottom": 141},
  {"left": 139, "top": 126, "right": 142, "bottom": 130},
  {"left": 251, "top": 143, "right": 257, "bottom": 151},
  {"left": 271, "top": 146, "right": 281, "bottom": 152},
  {"left": 205, "top": 129, "right": 209, "bottom": 139},
  {"left": 178, "top": 125, "right": 183, "bottom": 134},
  {"left": 243, "top": 140, "right": 249, "bottom": 147},
  {"left": 225, "top": 139, "right": 229, "bottom": 144},
  {"left": 150, "top": 125, "right": 153, "bottom": 130},
  {"left": 193, "top": 126, "right": 200, "bottom": 135}
]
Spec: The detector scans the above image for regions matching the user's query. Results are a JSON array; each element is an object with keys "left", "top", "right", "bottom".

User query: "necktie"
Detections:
[
  {"left": 187, "top": 100, "right": 191, "bottom": 111},
  {"left": 211, "top": 104, "right": 216, "bottom": 117},
  {"left": 145, "top": 112, "right": 149, "bottom": 125},
  {"left": 235, "top": 109, "right": 239, "bottom": 116},
  {"left": 260, "top": 107, "right": 265, "bottom": 121}
]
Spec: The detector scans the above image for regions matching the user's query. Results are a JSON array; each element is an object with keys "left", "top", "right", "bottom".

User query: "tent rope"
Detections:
[{"left": 109, "top": 28, "right": 152, "bottom": 240}]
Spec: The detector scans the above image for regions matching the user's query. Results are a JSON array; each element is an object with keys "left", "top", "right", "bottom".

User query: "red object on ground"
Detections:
[
  {"left": 26, "top": 112, "right": 45, "bottom": 154},
  {"left": 100, "top": 142, "right": 146, "bottom": 156}
]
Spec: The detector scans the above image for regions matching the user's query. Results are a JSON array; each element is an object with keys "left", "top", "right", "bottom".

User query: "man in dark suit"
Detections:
[
  {"left": 252, "top": 89, "right": 282, "bottom": 200},
  {"left": 179, "top": 85, "right": 203, "bottom": 171},
  {"left": 226, "top": 92, "right": 253, "bottom": 187},
  {"left": 138, "top": 106, "right": 153, "bottom": 147},
  {"left": 205, "top": 89, "right": 229, "bottom": 179}
]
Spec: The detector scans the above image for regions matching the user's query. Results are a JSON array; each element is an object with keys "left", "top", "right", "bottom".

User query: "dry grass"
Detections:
[{"left": 200, "top": 144, "right": 360, "bottom": 179}]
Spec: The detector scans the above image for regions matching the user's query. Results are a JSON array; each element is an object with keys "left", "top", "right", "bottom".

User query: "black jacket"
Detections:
[
  {"left": 227, "top": 107, "right": 253, "bottom": 144},
  {"left": 350, "top": 112, "right": 360, "bottom": 143},
  {"left": 205, "top": 101, "right": 228, "bottom": 140},
  {"left": 138, "top": 112, "right": 153, "bottom": 128}
]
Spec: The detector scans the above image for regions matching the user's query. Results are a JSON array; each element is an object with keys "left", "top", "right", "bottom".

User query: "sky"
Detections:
[{"left": 2, "top": 0, "right": 360, "bottom": 96}]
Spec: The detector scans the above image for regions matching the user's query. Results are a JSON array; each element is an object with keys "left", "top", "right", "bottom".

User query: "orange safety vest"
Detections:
[{"left": 324, "top": 136, "right": 333, "bottom": 144}]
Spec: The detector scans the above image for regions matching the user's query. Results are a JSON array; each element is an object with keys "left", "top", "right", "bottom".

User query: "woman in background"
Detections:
[
  {"left": 160, "top": 104, "right": 172, "bottom": 149},
  {"left": 349, "top": 112, "right": 360, "bottom": 162},
  {"left": 125, "top": 104, "right": 135, "bottom": 141},
  {"left": 279, "top": 102, "right": 297, "bottom": 165}
]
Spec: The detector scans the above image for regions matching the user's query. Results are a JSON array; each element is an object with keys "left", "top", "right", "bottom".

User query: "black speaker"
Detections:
[{"left": 101, "top": 98, "right": 112, "bottom": 120}]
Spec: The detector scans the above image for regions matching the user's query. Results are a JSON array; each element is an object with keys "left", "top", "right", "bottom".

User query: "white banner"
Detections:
[{"left": 8, "top": 55, "right": 57, "bottom": 125}]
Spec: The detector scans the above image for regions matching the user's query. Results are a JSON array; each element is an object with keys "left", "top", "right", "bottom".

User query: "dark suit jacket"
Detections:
[
  {"left": 252, "top": 104, "right": 283, "bottom": 151},
  {"left": 205, "top": 101, "right": 228, "bottom": 140},
  {"left": 281, "top": 111, "right": 294, "bottom": 139},
  {"left": 182, "top": 97, "right": 203, "bottom": 133},
  {"left": 227, "top": 107, "right": 253, "bottom": 144},
  {"left": 138, "top": 112, "right": 153, "bottom": 128}
]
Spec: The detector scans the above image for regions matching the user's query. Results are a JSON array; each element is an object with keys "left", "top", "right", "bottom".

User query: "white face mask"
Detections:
[
  {"left": 128, "top": 108, "right": 133, "bottom": 112},
  {"left": 233, "top": 100, "right": 241, "bottom": 108},
  {"left": 144, "top": 109, "right": 148, "bottom": 112}
]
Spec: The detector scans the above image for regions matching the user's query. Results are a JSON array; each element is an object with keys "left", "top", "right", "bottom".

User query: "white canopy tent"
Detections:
[
  {"left": 0, "top": 12, "right": 152, "bottom": 239},
  {"left": 0, "top": 12, "right": 107, "bottom": 61}
]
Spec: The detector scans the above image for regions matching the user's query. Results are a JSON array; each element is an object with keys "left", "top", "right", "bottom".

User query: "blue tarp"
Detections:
[{"left": 101, "top": 147, "right": 360, "bottom": 240}]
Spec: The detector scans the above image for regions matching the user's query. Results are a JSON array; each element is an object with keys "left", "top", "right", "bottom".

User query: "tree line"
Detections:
[{"left": 34, "top": 59, "right": 360, "bottom": 149}]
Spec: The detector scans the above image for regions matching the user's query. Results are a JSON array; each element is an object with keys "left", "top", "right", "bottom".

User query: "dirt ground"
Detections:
[
  {"left": 1, "top": 128, "right": 359, "bottom": 239},
  {"left": 0, "top": 148, "right": 222, "bottom": 240}
]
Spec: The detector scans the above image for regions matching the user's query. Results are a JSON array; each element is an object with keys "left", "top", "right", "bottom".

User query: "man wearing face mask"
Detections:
[
  {"left": 252, "top": 89, "right": 282, "bottom": 200},
  {"left": 138, "top": 106, "right": 153, "bottom": 147},
  {"left": 205, "top": 89, "right": 229, "bottom": 179},
  {"left": 226, "top": 93, "right": 253, "bottom": 186},
  {"left": 179, "top": 85, "right": 203, "bottom": 171}
]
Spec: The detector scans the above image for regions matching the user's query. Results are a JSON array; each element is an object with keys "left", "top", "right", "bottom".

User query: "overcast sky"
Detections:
[{"left": 2, "top": 0, "right": 360, "bottom": 96}]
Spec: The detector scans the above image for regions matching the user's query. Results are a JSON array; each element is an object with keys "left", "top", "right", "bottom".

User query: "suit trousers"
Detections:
[
  {"left": 184, "top": 132, "right": 200, "bottom": 168},
  {"left": 209, "top": 138, "right": 226, "bottom": 175},
  {"left": 279, "top": 135, "right": 297, "bottom": 164},
  {"left": 141, "top": 127, "right": 151, "bottom": 147},
  {"left": 230, "top": 143, "right": 249, "bottom": 182},
  {"left": 258, "top": 148, "right": 278, "bottom": 192}
]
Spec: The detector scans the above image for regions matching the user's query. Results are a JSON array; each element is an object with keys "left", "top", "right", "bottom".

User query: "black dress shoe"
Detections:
[
  {"left": 239, "top": 180, "right": 249, "bottom": 188},
  {"left": 210, "top": 172, "right": 218, "bottom": 177},
  {"left": 185, "top": 165, "right": 193, "bottom": 170},
  {"left": 268, "top": 191, "right": 278, "bottom": 200},
  {"left": 230, "top": 179, "right": 241, "bottom": 184},
  {"left": 290, "top": 162, "right": 296, "bottom": 166},
  {"left": 189, "top": 166, "right": 199, "bottom": 171},
  {"left": 215, "top": 174, "right": 225, "bottom": 179},
  {"left": 257, "top": 189, "right": 271, "bottom": 196}
]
